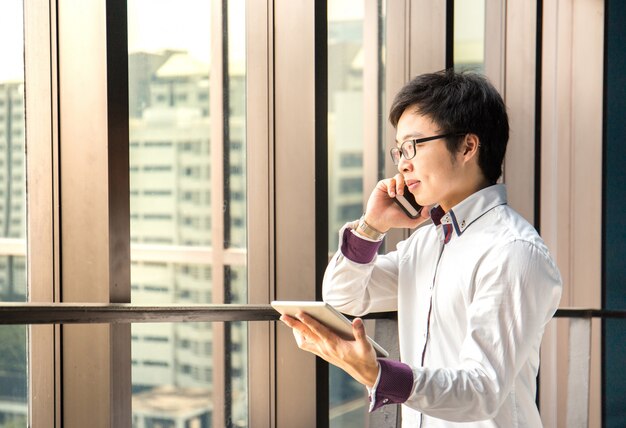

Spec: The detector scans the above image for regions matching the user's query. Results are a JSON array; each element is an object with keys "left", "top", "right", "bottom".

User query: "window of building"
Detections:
[
  {"left": 339, "top": 176, "right": 363, "bottom": 194},
  {"left": 128, "top": 1, "right": 248, "bottom": 426},
  {"left": 339, "top": 152, "right": 363, "bottom": 168},
  {"left": 0, "top": 1, "right": 27, "bottom": 425}
]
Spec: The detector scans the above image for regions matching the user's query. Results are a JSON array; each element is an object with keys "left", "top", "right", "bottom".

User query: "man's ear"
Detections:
[{"left": 461, "top": 134, "right": 480, "bottom": 159}]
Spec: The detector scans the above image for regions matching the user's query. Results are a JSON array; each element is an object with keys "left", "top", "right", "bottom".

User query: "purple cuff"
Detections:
[
  {"left": 371, "top": 359, "right": 414, "bottom": 411},
  {"left": 340, "top": 227, "right": 383, "bottom": 264}
]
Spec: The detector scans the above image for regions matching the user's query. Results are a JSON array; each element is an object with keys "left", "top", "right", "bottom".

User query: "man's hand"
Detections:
[
  {"left": 280, "top": 313, "right": 380, "bottom": 388},
  {"left": 362, "top": 173, "right": 431, "bottom": 233}
]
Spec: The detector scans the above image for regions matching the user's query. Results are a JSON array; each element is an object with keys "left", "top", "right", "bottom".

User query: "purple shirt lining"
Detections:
[
  {"left": 371, "top": 358, "right": 414, "bottom": 411},
  {"left": 430, "top": 205, "right": 446, "bottom": 225},
  {"left": 340, "top": 228, "right": 383, "bottom": 264}
]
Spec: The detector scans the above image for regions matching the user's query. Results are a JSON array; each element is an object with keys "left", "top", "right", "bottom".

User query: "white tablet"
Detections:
[{"left": 271, "top": 300, "right": 389, "bottom": 358}]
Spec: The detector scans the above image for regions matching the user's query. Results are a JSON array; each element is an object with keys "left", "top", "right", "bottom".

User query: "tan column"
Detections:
[
  {"left": 56, "top": 0, "right": 131, "bottom": 426},
  {"left": 274, "top": 0, "right": 319, "bottom": 426},
  {"left": 540, "top": 1, "right": 604, "bottom": 427}
]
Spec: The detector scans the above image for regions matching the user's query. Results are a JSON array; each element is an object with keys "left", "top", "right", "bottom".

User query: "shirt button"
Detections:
[{"left": 422, "top": 332, "right": 427, "bottom": 339}]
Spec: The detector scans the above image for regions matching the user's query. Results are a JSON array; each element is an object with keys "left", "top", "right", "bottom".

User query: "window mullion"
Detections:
[
  {"left": 210, "top": 1, "right": 227, "bottom": 427},
  {"left": 55, "top": 0, "right": 131, "bottom": 426},
  {"left": 24, "top": 0, "right": 59, "bottom": 425}
]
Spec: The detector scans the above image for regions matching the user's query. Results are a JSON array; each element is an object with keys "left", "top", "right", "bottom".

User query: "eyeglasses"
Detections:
[{"left": 389, "top": 133, "right": 466, "bottom": 165}]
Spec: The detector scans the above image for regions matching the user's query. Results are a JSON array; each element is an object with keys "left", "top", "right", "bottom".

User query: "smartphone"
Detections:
[{"left": 393, "top": 185, "right": 423, "bottom": 219}]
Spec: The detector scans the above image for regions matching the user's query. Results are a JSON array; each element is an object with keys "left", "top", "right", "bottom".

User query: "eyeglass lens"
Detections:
[{"left": 390, "top": 141, "right": 415, "bottom": 165}]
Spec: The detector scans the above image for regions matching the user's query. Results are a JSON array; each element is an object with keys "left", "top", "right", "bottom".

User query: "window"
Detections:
[
  {"left": 339, "top": 152, "right": 363, "bottom": 168},
  {"left": 453, "top": 0, "right": 485, "bottom": 72},
  {"left": 339, "top": 177, "right": 363, "bottom": 194},
  {"left": 0, "top": 1, "right": 27, "bottom": 425},
  {"left": 0, "top": 0, "right": 611, "bottom": 427},
  {"left": 128, "top": 0, "right": 248, "bottom": 426},
  {"left": 144, "top": 141, "right": 172, "bottom": 148},
  {"left": 327, "top": 1, "right": 385, "bottom": 425}
]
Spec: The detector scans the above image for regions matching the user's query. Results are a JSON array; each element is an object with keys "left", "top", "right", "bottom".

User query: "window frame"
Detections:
[
  {"left": 19, "top": 0, "right": 604, "bottom": 427},
  {"left": 23, "top": 0, "right": 276, "bottom": 426}
]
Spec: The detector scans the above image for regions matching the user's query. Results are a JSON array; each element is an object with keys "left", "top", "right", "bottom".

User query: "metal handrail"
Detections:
[
  {"left": 0, "top": 303, "right": 278, "bottom": 324},
  {"left": 554, "top": 308, "right": 626, "bottom": 319},
  {"left": 0, "top": 303, "right": 624, "bottom": 325}
]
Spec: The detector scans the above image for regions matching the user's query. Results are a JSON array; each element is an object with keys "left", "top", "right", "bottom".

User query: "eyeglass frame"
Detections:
[{"left": 389, "top": 133, "right": 467, "bottom": 166}]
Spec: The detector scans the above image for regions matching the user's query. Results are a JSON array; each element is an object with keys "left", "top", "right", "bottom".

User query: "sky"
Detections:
[
  {"left": 1, "top": 0, "right": 368, "bottom": 82},
  {"left": 0, "top": 0, "right": 24, "bottom": 82},
  {"left": 128, "top": 0, "right": 213, "bottom": 62}
]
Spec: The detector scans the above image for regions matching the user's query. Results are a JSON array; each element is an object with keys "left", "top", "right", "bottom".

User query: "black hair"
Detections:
[{"left": 389, "top": 69, "right": 509, "bottom": 184}]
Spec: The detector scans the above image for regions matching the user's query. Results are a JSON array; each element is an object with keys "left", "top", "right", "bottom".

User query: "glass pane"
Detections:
[
  {"left": 327, "top": 1, "right": 377, "bottom": 426},
  {"left": 453, "top": 0, "right": 486, "bottom": 72},
  {"left": 226, "top": 265, "right": 247, "bottom": 427},
  {"left": 0, "top": 324, "right": 27, "bottom": 427},
  {"left": 128, "top": 0, "right": 248, "bottom": 426},
  {"left": 328, "top": 0, "right": 366, "bottom": 252},
  {"left": 131, "top": 322, "right": 235, "bottom": 428},
  {"left": 0, "top": 0, "right": 28, "bottom": 425},
  {"left": 225, "top": 0, "right": 247, "bottom": 251},
  {"left": 378, "top": 0, "right": 387, "bottom": 185}
]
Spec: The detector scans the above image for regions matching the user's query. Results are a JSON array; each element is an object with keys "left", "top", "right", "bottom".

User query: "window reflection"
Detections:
[
  {"left": 131, "top": 323, "right": 227, "bottom": 428},
  {"left": 225, "top": 265, "right": 247, "bottom": 427},
  {"left": 328, "top": 0, "right": 366, "bottom": 252},
  {"left": 327, "top": 0, "right": 373, "bottom": 426},
  {"left": 453, "top": 0, "right": 486, "bottom": 72},
  {"left": 0, "top": 0, "right": 28, "bottom": 425},
  {"left": 128, "top": 0, "right": 248, "bottom": 426}
]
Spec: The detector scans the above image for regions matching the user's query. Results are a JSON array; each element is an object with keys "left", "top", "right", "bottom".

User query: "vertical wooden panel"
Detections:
[
  {"left": 484, "top": 0, "right": 505, "bottom": 93},
  {"left": 24, "top": 0, "right": 58, "bottom": 426},
  {"left": 274, "top": 0, "right": 318, "bottom": 426},
  {"left": 409, "top": 0, "right": 447, "bottom": 76},
  {"left": 57, "top": 0, "right": 131, "bottom": 426},
  {"left": 570, "top": 2, "right": 603, "bottom": 426},
  {"left": 502, "top": 0, "right": 537, "bottom": 224},
  {"left": 540, "top": 1, "right": 573, "bottom": 425},
  {"left": 363, "top": 0, "right": 381, "bottom": 202},
  {"left": 383, "top": 0, "right": 410, "bottom": 248},
  {"left": 384, "top": 0, "right": 446, "bottom": 248},
  {"left": 540, "top": 0, "right": 604, "bottom": 426},
  {"left": 246, "top": 0, "right": 274, "bottom": 426}
]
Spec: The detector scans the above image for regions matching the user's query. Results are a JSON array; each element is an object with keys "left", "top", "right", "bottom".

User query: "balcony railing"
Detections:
[{"left": 0, "top": 304, "right": 624, "bottom": 427}]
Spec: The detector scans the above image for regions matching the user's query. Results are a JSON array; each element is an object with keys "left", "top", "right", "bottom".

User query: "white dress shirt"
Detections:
[{"left": 323, "top": 184, "right": 562, "bottom": 427}]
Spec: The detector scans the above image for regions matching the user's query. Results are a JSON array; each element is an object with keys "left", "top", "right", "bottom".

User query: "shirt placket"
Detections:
[{"left": 417, "top": 223, "right": 450, "bottom": 428}]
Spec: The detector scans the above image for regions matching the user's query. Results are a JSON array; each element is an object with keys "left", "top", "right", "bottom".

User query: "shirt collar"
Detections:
[{"left": 429, "top": 184, "right": 508, "bottom": 237}]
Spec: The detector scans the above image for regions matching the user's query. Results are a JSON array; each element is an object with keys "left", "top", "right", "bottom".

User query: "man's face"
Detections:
[{"left": 395, "top": 109, "right": 468, "bottom": 212}]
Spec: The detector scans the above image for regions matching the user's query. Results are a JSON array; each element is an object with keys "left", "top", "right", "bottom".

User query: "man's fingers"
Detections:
[
  {"left": 394, "top": 173, "right": 405, "bottom": 195},
  {"left": 297, "top": 312, "right": 333, "bottom": 339},
  {"left": 352, "top": 318, "right": 368, "bottom": 344},
  {"left": 279, "top": 314, "right": 296, "bottom": 326},
  {"left": 281, "top": 314, "right": 316, "bottom": 341}
]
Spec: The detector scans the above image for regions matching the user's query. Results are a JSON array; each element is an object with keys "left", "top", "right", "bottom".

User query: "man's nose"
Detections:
[{"left": 398, "top": 156, "right": 412, "bottom": 173}]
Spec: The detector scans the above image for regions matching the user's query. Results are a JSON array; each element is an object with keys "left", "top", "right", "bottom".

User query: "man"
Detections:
[{"left": 280, "top": 69, "right": 562, "bottom": 427}]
